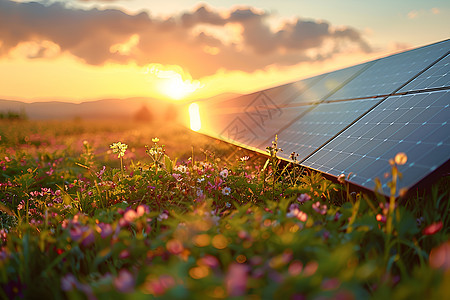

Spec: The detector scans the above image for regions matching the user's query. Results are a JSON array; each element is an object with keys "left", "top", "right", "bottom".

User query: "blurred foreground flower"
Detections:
[
  {"left": 429, "top": 241, "right": 450, "bottom": 271},
  {"left": 114, "top": 270, "right": 135, "bottom": 293},
  {"left": 226, "top": 263, "right": 248, "bottom": 297}
]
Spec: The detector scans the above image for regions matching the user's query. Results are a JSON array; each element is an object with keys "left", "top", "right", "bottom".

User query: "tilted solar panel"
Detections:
[
  {"left": 194, "top": 39, "right": 450, "bottom": 196},
  {"left": 302, "top": 90, "right": 450, "bottom": 195}
]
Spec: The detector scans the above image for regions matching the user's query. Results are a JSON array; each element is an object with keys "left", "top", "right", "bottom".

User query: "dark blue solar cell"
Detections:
[
  {"left": 302, "top": 90, "right": 450, "bottom": 195},
  {"left": 276, "top": 98, "right": 380, "bottom": 161},
  {"left": 329, "top": 40, "right": 450, "bottom": 100},
  {"left": 399, "top": 52, "right": 450, "bottom": 92}
]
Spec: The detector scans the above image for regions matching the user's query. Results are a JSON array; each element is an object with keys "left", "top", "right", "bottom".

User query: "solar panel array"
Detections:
[{"left": 197, "top": 39, "right": 450, "bottom": 196}]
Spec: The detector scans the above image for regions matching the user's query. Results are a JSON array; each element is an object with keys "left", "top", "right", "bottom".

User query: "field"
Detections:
[{"left": 0, "top": 119, "right": 449, "bottom": 299}]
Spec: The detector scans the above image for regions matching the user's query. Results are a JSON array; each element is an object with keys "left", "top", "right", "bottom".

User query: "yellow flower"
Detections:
[
  {"left": 110, "top": 142, "right": 128, "bottom": 158},
  {"left": 152, "top": 138, "right": 160, "bottom": 143},
  {"left": 394, "top": 152, "right": 407, "bottom": 165}
]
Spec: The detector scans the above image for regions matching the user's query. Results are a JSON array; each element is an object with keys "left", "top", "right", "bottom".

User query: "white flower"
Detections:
[
  {"left": 222, "top": 186, "right": 231, "bottom": 196},
  {"left": 175, "top": 165, "right": 188, "bottom": 173},
  {"left": 220, "top": 169, "right": 229, "bottom": 178},
  {"left": 240, "top": 156, "right": 249, "bottom": 162}
]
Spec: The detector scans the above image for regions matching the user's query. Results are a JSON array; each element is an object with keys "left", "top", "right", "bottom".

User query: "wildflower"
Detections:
[
  {"left": 297, "top": 193, "right": 311, "bottom": 203},
  {"left": 287, "top": 204, "right": 308, "bottom": 222},
  {"left": 394, "top": 152, "right": 407, "bottom": 165},
  {"left": 158, "top": 211, "right": 169, "bottom": 221},
  {"left": 97, "top": 223, "right": 113, "bottom": 239},
  {"left": 110, "top": 142, "right": 128, "bottom": 158},
  {"left": 220, "top": 169, "right": 229, "bottom": 179},
  {"left": 423, "top": 221, "right": 443, "bottom": 235},
  {"left": 289, "top": 152, "right": 298, "bottom": 161},
  {"left": 376, "top": 214, "right": 386, "bottom": 223},
  {"left": 240, "top": 156, "right": 250, "bottom": 162},
  {"left": 429, "top": 241, "right": 450, "bottom": 271},
  {"left": 226, "top": 263, "right": 248, "bottom": 297},
  {"left": 225, "top": 202, "right": 232, "bottom": 208},
  {"left": 222, "top": 186, "right": 231, "bottom": 196},
  {"left": 172, "top": 173, "right": 182, "bottom": 181},
  {"left": 114, "top": 270, "right": 135, "bottom": 293},
  {"left": 152, "top": 137, "right": 160, "bottom": 143},
  {"left": 123, "top": 209, "right": 138, "bottom": 223},
  {"left": 312, "top": 201, "right": 327, "bottom": 215},
  {"left": 166, "top": 239, "right": 184, "bottom": 255},
  {"left": 61, "top": 274, "right": 78, "bottom": 291},
  {"left": 175, "top": 165, "right": 188, "bottom": 173}
]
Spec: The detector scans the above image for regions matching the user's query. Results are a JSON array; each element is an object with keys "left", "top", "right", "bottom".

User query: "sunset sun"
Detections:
[{"left": 146, "top": 65, "right": 203, "bottom": 100}]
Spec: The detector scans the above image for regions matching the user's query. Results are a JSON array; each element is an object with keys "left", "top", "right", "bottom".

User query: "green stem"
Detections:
[{"left": 120, "top": 157, "right": 124, "bottom": 177}]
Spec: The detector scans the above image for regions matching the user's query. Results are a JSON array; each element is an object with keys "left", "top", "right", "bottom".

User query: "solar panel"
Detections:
[
  {"left": 289, "top": 62, "right": 372, "bottom": 104},
  {"left": 302, "top": 90, "right": 450, "bottom": 195},
  {"left": 398, "top": 53, "right": 450, "bottom": 92},
  {"left": 194, "top": 39, "right": 450, "bottom": 196},
  {"left": 329, "top": 40, "right": 450, "bottom": 100},
  {"left": 275, "top": 98, "right": 381, "bottom": 161},
  {"left": 263, "top": 74, "right": 325, "bottom": 105}
]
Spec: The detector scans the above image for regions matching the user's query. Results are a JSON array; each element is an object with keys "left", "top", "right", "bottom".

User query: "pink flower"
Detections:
[
  {"left": 297, "top": 193, "right": 311, "bottom": 203},
  {"left": 287, "top": 204, "right": 308, "bottom": 222},
  {"left": 312, "top": 201, "right": 327, "bottom": 215},
  {"left": 226, "top": 263, "right": 248, "bottom": 297},
  {"left": 423, "top": 221, "right": 443, "bottom": 235},
  {"left": 429, "top": 241, "right": 450, "bottom": 271},
  {"left": 114, "top": 270, "right": 135, "bottom": 293},
  {"left": 219, "top": 169, "right": 229, "bottom": 178},
  {"left": 172, "top": 173, "right": 182, "bottom": 181}
]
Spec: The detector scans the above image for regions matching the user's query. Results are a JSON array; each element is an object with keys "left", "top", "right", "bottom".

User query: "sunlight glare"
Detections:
[
  {"left": 146, "top": 64, "right": 202, "bottom": 100},
  {"left": 189, "top": 103, "right": 201, "bottom": 131}
]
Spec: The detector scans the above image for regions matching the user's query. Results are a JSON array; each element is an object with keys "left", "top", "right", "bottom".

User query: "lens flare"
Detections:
[
  {"left": 145, "top": 64, "right": 202, "bottom": 100},
  {"left": 189, "top": 103, "right": 201, "bottom": 131}
]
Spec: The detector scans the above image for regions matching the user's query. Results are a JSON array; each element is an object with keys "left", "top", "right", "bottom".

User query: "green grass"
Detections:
[{"left": 0, "top": 119, "right": 448, "bottom": 299}]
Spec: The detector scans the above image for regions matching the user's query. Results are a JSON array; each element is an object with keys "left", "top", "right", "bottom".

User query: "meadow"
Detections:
[{"left": 0, "top": 119, "right": 448, "bottom": 299}]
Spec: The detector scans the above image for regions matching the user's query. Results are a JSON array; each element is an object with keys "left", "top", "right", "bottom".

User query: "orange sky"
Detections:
[{"left": 0, "top": 0, "right": 449, "bottom": 103}]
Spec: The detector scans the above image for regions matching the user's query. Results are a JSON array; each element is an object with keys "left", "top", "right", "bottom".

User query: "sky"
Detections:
[{"left": 0, "top": 0, "right": 449, "bottom": 103}]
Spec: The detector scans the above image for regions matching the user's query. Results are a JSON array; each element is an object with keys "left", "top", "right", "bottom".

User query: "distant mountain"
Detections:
[{"left": 0, "top": 93, "right": 241, "bottom": 120}]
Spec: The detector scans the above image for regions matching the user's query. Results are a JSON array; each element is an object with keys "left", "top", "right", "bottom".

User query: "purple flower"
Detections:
[
  {"left": 297, "top": 193, "right": 311, "bottom": 203},
  {"left": 61, "top": 274, "right": 78, "bottom": 291},
  {"left": 312, "top": 201, "right": 327, "bottom": 215},
  {"left": 114, "top": 270, "right": 135, "bottom": 293}
]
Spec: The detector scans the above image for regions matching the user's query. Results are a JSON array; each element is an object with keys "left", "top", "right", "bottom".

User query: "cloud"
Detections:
[
  {"left": 76, "top": 0, "right": 125, "bottom": 2},
  {"left": 407, "top": 10, "right": 419, "bottom": 19},
  {"left": 0, "top": 0, "right": 372, "bottom": 77},
  {"left": 431, "top": 8, "right": 440, "bottom": 15}
]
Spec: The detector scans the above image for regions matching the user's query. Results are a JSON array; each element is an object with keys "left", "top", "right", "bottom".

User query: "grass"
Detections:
[{"left": 0, "top": 119, "right": 449, "bottom": 299}]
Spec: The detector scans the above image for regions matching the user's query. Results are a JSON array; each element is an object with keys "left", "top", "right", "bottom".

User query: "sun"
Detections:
[
  {"left": 162, "top": 75, "right": 199, "bottom": 100},
  {"left": 146, "top": 64, "right": 203, "bottom": 100}
]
